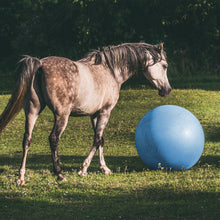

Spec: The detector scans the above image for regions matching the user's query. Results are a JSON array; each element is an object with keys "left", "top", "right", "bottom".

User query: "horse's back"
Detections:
[{"left": 39, "top": 56, "right": 119, "bottom": 116}]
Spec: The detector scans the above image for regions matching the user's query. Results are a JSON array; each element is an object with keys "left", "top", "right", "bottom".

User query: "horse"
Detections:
[{"left": 0, "top": 42, "right": 171, "bottom": 185}]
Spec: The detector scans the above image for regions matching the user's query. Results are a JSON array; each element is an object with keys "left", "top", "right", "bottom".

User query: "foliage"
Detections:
[
  {"left": 0, "top": 0, "right": 219, "bottom": 75},
  {"left": 0, "top": 88, "right": 219, "bottom": 219}
]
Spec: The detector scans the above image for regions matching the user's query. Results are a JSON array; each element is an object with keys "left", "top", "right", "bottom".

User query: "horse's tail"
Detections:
[{"left": 0, "top": 56, "right": 41, "bottom": 135}]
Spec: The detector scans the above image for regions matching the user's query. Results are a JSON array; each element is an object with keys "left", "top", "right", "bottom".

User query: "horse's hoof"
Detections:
[
  {"left": 101, "top": 166, "right": 113, "bottom": 175},
  {"left": 57, "top": 174, "right": 67, "bottom": 182},
  {"left": 78, "top": 170, "right": 87, "bottom": 177},
  {"left": 17, "top": 179, "right": 25, "bottom": 186},
  {"left": 103, "top": 170, "right": 113, "bottom": 175}
]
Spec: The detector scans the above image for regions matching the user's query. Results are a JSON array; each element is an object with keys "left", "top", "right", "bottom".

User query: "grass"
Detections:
[{"left": 0, "top": 86, "right": 220, "bottom": 219}]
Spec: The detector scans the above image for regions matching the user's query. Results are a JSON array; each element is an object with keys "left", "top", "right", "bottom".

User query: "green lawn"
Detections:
[{"left": 0, "top": 87, "right": 219, "bottom": 219}]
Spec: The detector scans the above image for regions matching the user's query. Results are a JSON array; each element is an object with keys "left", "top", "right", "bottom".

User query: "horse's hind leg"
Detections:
[
  {"left": 17, "top": 102, "right": 44, "bottom": 185},
  {"left": 49, "top": 114, "right": 69, "bottom": 181}
]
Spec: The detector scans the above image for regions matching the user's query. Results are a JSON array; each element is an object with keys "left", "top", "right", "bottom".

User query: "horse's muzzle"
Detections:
[{"left": 159, "top": 87, "right": 172, "bottom": 97}]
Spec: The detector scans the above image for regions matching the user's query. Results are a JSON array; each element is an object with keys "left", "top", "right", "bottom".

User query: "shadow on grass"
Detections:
[
  {"left": 0, "top": 154, "right": 219, "bottom": 175},
  {"left": 204, "top": 122, "right": 220, "bottom": 143},
  {"left": 1, "top": 185, "right": 219, "bottom": 219},
  {"left": 0, "top": 155, "right": 144, "bottom": 174}
]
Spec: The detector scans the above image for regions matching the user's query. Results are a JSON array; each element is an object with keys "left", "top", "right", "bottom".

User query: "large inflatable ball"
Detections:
[{"left": 135, "top": 105, "right": 205, "bottom": 170}]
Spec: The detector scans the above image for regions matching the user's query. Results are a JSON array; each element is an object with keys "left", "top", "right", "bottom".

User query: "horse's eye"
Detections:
[{"left": 163, "top": 64, "right": 168, "bottom": 69}]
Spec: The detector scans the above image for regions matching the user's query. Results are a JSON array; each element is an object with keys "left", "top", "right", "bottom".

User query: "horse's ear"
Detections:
[{"left": 158, "top": 42, "right": 164, "bottom": 51}]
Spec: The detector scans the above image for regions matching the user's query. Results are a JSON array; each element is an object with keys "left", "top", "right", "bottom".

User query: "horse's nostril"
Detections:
[{"left": 159, "top": 87, "right": 171, "bottom": 97}]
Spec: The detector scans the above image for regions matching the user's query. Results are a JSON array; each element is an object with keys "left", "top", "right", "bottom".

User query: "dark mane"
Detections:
[{"left": 82, "top": 43, "right": 166, "bottom": 75}]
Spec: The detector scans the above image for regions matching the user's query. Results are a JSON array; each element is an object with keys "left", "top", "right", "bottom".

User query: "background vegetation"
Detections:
[{"left": 0, "top": 0, "right": 219, "bottom": 79}]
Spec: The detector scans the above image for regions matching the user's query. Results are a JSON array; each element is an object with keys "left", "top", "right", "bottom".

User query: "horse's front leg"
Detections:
[
  {"left": 78, "top": 110, "right": 112, "bottom": 176},
  {"left": 99, "top": 143, "right": 112, "bottom": 175}
]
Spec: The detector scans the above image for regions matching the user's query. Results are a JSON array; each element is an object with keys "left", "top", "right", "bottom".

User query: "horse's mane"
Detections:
[{"left": 82, "top": 43, "right": 166, "bottom": 75}]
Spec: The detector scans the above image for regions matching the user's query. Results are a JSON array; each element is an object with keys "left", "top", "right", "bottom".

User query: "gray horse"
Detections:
[{"left": 0, "top": 42, "right": 171, "bottom": 185}]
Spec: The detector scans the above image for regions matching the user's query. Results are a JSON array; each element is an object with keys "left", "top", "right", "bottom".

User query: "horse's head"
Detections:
[{"left": 144, "top": 43, "right": 172, "bottom": 97}]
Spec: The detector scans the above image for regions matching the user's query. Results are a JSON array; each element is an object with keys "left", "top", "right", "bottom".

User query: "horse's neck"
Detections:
[{"left": 113, "top": 68, "right": 135, "bottom": 86}]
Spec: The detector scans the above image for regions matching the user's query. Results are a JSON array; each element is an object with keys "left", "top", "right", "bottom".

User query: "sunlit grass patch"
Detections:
[{"left": 0, "top": 88, "right": 219, "bottom": 219}]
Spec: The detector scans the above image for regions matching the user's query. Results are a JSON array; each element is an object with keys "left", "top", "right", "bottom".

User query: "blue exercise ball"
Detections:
[{"left": 135, "top": 105, "right": 205, "bottom": 170}]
